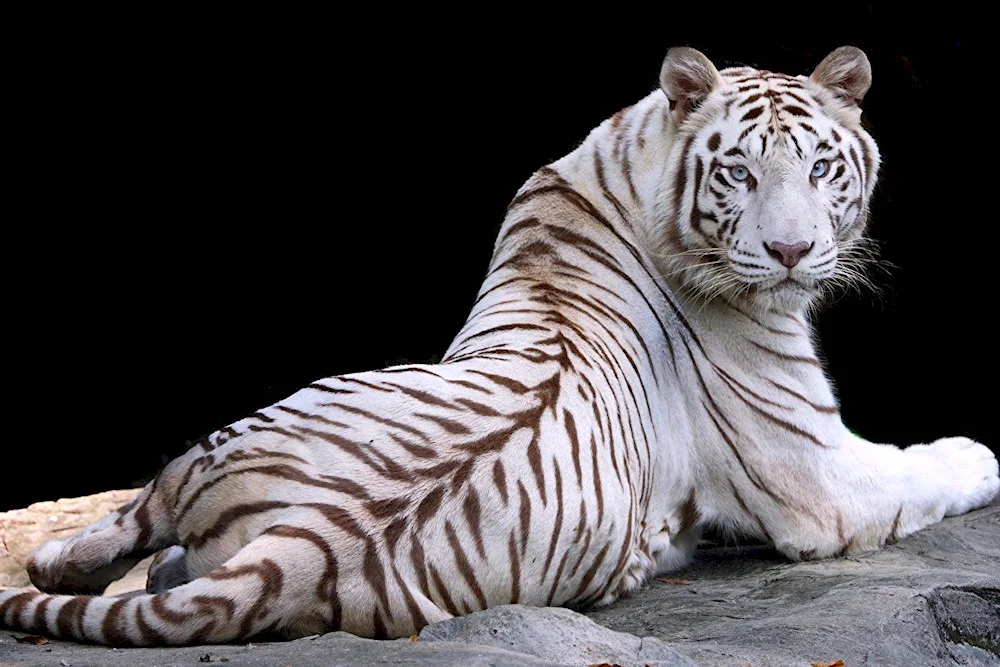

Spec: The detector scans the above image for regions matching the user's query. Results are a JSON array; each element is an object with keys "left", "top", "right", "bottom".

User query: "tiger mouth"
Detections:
[{"left": 754, "top": 276, "right": 819, "bottom": 294}]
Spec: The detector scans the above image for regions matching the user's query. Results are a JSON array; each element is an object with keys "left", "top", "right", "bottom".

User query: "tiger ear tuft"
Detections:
[
  {"left": 810, "top": 46, "right": 872, "bottom": 107},
  {"left": 660, "top": 47, "right": 722, "bottom": 125}
]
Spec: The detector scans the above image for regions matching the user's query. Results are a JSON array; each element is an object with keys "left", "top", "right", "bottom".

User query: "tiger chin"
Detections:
[{"left": 2, "top": 46, "right": 997, "bottom": 646}]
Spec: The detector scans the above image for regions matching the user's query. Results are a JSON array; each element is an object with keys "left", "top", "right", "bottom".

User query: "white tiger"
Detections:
[{"left": 1, "top": 45, "right": 996, "bottom": 645}]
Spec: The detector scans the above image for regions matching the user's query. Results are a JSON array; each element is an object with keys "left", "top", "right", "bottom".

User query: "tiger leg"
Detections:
[
  {"left": 2, "top": 529, "right": 334, "bottom": 644},
  {"left": 709, "top": 429, "right": 999, "bottom": 560},
  {"left": 26, "top": 475, "right": 177, "bottom": 595}
]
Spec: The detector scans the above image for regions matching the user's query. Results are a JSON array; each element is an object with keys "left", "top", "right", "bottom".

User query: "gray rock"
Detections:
[
  {"left": 589, "top": 497, "right": 1000, "bottom": 666},
  {"left": 419, "top": 604, "right": 696, "bottom": 666},
  {"left": 1, "top": 498, "right": 997, "bottom": 666}
]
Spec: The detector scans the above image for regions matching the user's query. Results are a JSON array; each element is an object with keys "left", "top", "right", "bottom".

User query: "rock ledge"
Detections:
[{"left": 1, "top": 495, "right": 997, "bottom": 666}]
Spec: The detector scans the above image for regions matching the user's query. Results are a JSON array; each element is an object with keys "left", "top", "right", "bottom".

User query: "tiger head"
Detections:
[{"left": 649, "top": 46, "right": 880, "bottom": 313}]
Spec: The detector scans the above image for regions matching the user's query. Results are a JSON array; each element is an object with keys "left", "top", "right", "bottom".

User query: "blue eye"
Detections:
[
  {"left": 811, "top": 159, "right": 829, "bottom": 178},
  {"left": 729, "top": 165, "right": 749, "bottom": 182}
]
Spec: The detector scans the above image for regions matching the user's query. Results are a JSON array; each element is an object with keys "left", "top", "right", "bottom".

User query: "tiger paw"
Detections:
[
  {"left": 146, "top": 545, "right": 190, "bottom": 593},
  {"left": 907, "top": 437, "right": 1000, "bottom": 517},
  {"left": 25, "top": 539, "right": 81, "bottom": 594}
]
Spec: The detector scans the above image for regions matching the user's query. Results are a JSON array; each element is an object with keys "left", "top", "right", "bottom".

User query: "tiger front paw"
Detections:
[{"left": 907, "top": 437, "right": 1000, "bottom": 517}]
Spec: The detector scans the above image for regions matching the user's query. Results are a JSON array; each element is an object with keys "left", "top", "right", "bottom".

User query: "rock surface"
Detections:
[{"left": 1, "top": 495, "right": 997, "bottom": 666}]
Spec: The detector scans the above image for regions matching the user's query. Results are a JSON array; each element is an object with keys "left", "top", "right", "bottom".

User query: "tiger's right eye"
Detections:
[{"left": 729, "top": 165, "right": 749, "bottom": 182}]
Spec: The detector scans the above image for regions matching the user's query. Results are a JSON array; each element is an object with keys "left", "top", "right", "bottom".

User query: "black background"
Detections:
[{"left": 3, "top": 10, "right": 994, "bottom": 510}]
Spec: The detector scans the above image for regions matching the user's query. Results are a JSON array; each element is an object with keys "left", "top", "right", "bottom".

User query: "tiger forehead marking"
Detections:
[{"left": 3, "top": 46, "right": 997, "bottom": 650}]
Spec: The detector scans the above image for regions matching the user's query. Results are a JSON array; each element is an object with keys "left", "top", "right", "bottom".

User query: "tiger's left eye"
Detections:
[
  {"left": 811, "top": 159, "right": 829, "bottom": 178},
  {"left": 729, "top": 165, "right": 749, "bottom": 182}
]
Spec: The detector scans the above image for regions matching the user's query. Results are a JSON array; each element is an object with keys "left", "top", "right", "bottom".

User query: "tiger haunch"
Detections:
[{"left": 2, "top": 46, "right": 996, "bottom": 645}]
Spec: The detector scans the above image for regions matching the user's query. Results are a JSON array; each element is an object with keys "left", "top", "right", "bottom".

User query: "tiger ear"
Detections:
[
  {"left": 809, "top": 46, "right": 872, "bottom": 107},
  {"left": 660, "top": 47, "right": 722, "bottom": 125}
]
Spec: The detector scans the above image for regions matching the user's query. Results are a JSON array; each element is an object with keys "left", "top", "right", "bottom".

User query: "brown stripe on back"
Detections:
[
  {"left": 518, "top": 480, "right": 531, "bottom": 557},
  {"left": 392, "top": 564, "right": 428, "bottom": 633},
  {"left": 363, "top": 541, "right": 394, "bottom": 625},
  {"left": 246, "top": 424, "right": 306, "bottom": 442},
  {"left": 526, "top": 437, "right": 547, "bottom": 506},
  {"left": 365, "top": 496, "right": 411, "bottom": 521},
  {"left": 428, "top": 563, "right": 461, "bottom": 617},
  {"left": 316, "top": 474, "right": 373, "bottom": 501},
  {"left": 570, "top": 541, "right": 611, "bottom": 603},
  {"left": 462, "top": 487, "right": 487, "bottom": 560},
  {"left": 382, "top": 382, "right": 459, "bottom": 410},
  {"left": 414, "top": 459, "right": 463, "bottom": 479},
  {"left": 413, "top": 412, "right": 472, "bottom": 435},
  {"left": 563, "top": 409, "right": 583, "bottom": 488},
  {"left": 540, "top": 458, "right": 565, "bottom": 582},
  {"left": 569, "top": 529, "right": 593, "bottom": 578},
  {"left": 275, "top": 404, "right": 350, "bottom": 429},
  {"left": 185, "top": 500, "right": 293, "bottom": 548},
  {"left": 546, "top": 550, "right": 571, "bottom": 606},
  {"left": 303, "top": 503, "right": 367, "bottom": 540},
  {"left": 324, "top": 403, "right": 431, "bottom": 441},
  {"left": 492, "top": 459, "right": 509, "bottom": 506},
  {"left": 335, "top": 376, "right": 394, "bottom": 392},
  {"left": 409, "top": 535, "right": 432, "bottom": 601},
  {"left": 384, "top": 517, "right": 407, "bottom": 557},
  {"left": 415, "top": 487, "right": 446, "bottom": 530},
  {"left": 308, "top": 382, "right": 355, "bottom": 395},
  {"left": 494, "top": 216, "right": 542, "bottom": 247},
  {"left": 450, "top": 458, "right": 475, "bottom": 495},
  {"left": 290, "top": 425, "right": 385, "bottom": 472},
  {"left": 388, "top": 433, "right": 438, "bottom": 458},
  {"left": 444, "top": 521, "right": 488, "bottom": 611},
  {"left": 573, "top": 497, "right": 588, "bottom": 544},
  {"left": 466, "top": 370, "right": 530, "bottom": 394},
  {"left": 454, "top": 398, "right": 503, "bottom": 417},
  {"left": 590, "top": 434, "right": 605, "bottom": 527},
  {"left": 507, "top": 532, "right": 521, "bottom": 604}
]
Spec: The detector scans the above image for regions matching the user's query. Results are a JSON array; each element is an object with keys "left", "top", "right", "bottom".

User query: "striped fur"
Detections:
[{"left": 2, "top": 46, "right": 997, "bottom": 645}]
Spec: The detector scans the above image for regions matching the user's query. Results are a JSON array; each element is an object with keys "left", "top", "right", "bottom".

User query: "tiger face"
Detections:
[{"left": 653, "top": 47, "right": 880, "bottom": 312}]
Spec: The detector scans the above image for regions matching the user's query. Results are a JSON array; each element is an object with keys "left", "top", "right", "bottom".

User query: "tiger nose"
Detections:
[{"left": 764, "top": 240, "right": 813, "bottom": 268}]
